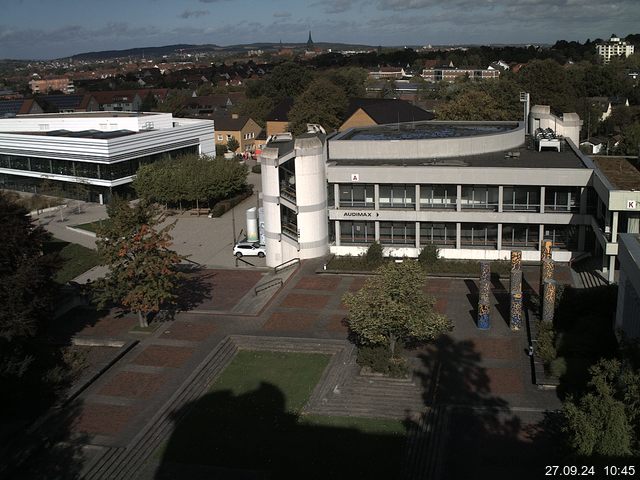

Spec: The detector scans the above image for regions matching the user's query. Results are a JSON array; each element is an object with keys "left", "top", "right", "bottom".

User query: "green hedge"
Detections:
[{"left": 210, "top": 187, "right": 254, "bottom": 217}]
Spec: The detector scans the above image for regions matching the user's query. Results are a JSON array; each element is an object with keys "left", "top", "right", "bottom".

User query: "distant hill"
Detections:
[{"left": 65, "top": 42, "right": 376, "bottom": 61}]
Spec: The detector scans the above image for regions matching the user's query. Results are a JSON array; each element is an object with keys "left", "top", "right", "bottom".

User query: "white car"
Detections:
[{"left": 233, "top": 241, "right": 266, "bottom": 258}]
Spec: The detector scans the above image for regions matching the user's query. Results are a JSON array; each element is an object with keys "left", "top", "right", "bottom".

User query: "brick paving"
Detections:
[
  {"left": 32, "top": 258, "right": 573, "bottom": 480},
  {"left": 98, "top": 372, "right": 167, "bottom": 399},
  {"left": 74, "top": 403, "right": 139, "bottom": 437},
  {"left": 131, "top": 345, "right": 195, "bottom": 368},
  {"left": 159, "top": 320, "right": 217, "bottom": 342}
]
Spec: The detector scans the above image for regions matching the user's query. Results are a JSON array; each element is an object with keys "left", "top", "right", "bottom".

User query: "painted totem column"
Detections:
[
  {"left": 477, "top": 261, "right": 491, "bottom": 329},
  {"left": 542, "top": 279, "right": 557, "bottom": 323},
  {"left": 510, "top": 269, "right": 523, "bottom": 331}
]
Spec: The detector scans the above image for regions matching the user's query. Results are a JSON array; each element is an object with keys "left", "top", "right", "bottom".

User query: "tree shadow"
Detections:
[
  {"left": 463, "top": 279, "right": 479, "bottom": 326},
  {"left": 411, "top": 334, "right": 561, "bottom": 479},
  {"left": 170, "top": 266, "right": 214, "bottom": 314},
  {"left": 154, "top": 382, "right": 406, "bottom": 480}
]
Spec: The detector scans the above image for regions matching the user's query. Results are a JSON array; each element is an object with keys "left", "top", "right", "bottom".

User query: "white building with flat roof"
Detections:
[
  {"left": 259, "top": 107, "right": 640, "bottom": 283},
  {"left": 597, "top": 35, "right": 635, "bottom": 64},
  {"left": 0, "top": 112, "right": 214, "bottom": 203}
]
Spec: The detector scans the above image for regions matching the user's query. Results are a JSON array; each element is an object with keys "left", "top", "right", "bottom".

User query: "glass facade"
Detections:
[
  {"left": 502, "top": 224, "right": 539, "bottom": 249},
  {"left": 420, "top": 222, "right": 456, "bottom": 247},
  {"left": 0, "top": 146, "right": 197, "bottom": 182},
  {"left": 545, "top": 187, "right": 580, "bottom": 212},
  {"left": 340, "top": 221, "right": 375, "bottom": 244},
  {"left": 379, "top": 184, "right": 415, "bottom": 209},
  {"left": 379, "top": 222, "right": 416, "bottom": 245},
  {"left": 460, "top": 223, "right": 498, "bottom": 248},
  {"left": 339, "top": 183, "right": 375, "bottom": 208},
  {"left": 460, "top": 185, "right": 499, "bottom": 211},
  {"left": 419, "top": 184, "right": 455, "bottom": 209},
  {"left": 503, "top": 186, "right": 540, "bottom": 212}
]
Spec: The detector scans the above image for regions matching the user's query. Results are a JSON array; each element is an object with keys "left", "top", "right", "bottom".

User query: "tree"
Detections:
[
  {"left": 287, "top": 78, "right": 348, "bottom": 134},
  {"left": 343, "top": 261, "right": 452, "bottom": 357},
  {"left": 227, "top": 136, "right": 240, "bottom": 153},
  {"left": 438, "top": 89, "right": 507, "bottom": 121},
  {"left": 140, "top": 90, "right": 158, "bottom": 111},
  {"left": 261, "top": 61, "right": 313, "bottom": 100},
  {"left": 562, "top": 359, "right": 636, "bottom": 458},
  {"left": 516, "top": 59, "right": 577, "bottom": 112},
  {"left": 94, "top": 198, "right": 184, "bottom": 327},
  {"left": 0, "top": 193, "right": 58, "bottom": 394}
]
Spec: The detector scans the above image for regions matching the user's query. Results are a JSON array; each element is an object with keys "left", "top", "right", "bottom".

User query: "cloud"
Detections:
[
  {"left": 273, "top": 12, "right": 292, "bottom": 18},
  {"left": 310, "top": 0, "right": 361, "bottom": 14},
  {"left": 179, "top": 9, "right": 210, "bottom": 19},
  {"left": 198, "top": 0, "right": 231, "bottom": 3}
]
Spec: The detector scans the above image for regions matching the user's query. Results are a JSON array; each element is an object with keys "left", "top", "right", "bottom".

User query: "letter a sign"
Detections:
[{"left": 351, "top": 173, "right": 360, "bottom": 182}]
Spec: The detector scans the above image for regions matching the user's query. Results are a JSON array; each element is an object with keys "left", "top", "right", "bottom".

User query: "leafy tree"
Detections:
[
  {"left": 234, "top": 95, "right": 274, "bottom": 127},
  {"left": 343, "top": 261, "right": 452, "bottom": 357},
  {"left": 378, "top": 79, "right": 396, "bottom": 99},
  {"left": 0, "top": 193, "right": 59, "bottom": 399},
  {"left": 517, "top": 59, "right": 577, "bottom": 112},
  {"left": 227, "top": 136, "right": 240, "bottom": 153},
  {"left": 94, "top": 198, "right": 184, "bottom": 327},
  {"left": 287, "top": 78, "right": 348, "bottom": 134},
  {"left": 324, "top": 67, "right": 368, "bottom": 97},
  {"left": 365, "top": 241, "right": 384, "bottom": 267},
  {"left": 418, "top": 244, "right": 439, "bottom": 267},
  {"left": 620, "top": 122, "right": 640, "bottom": 156},
  {"left": 563, "top": 359, "right": 636, "bottom": 458},
  {"left": 140, "top": 90, "right": 158, "bottom": 111},
  {"left": 438, "top": 89, "right": 507, "bottom": 121},
  {"left": 262, "top": 62, "right": 313, "bottom": 101}
]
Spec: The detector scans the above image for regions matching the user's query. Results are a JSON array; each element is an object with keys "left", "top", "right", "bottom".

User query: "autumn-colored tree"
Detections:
[{"left": 94, "top": 198, "right": 184, "bottom": 327}]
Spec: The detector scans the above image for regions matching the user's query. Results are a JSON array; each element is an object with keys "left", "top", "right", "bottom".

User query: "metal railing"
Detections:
[
  {"left": 254, "top": 278, "right": 284, "bottom": 296},
  {"left": 274, "top": 257, "right": 300, "bottom": 274}
]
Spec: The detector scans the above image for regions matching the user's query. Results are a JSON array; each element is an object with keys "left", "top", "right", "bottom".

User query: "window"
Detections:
[
  {"left": 461, "top": 185, "right": 499, "bottom": 211},
  {"left": 419, "top": 185, "right": 455, "bottom": 209},
  {"left": 379, "top": 184, "right": 415, "bottom": 209},
  {"left": 73, "top": 161, "right": 100, "bottom": 179},
  {"left": 380, "top": 222, "right": 416, "bottom": 245},
  {"left": 420, "top": 222, "right": 456, "bottom": 247},
  {"left": 226, "top": 134, "right": 232, "bottom": 141},
  {"left": 502, "top": 224, "right": 539, "bottom": 249},
  {"left": 339, "top": 184, "right": 374, "bottom": 208},
  {"left": 503, "top": 187, "right": 540, "bottom": 212},
  {"left": 545, "top": 187, "right": 579, "bottom": 212},
  {"left": 217, "top": 135, "right": 223, "bottom": 141},
  {"left": 460, "top": 223, "right": 498, "bottom": 248},
  {"left": 340, "top": 221, "right": 375, "bottom": 244},
  {"left": 51, "top": 159, "right": 74, "bottom": 176},
  {"left": 545, "top": 225, "right": 578, "bottom": 250}
]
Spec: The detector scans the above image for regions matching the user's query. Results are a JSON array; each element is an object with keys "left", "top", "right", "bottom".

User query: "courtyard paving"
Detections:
[{"left": 33, "top": 259, "right": 568, "bottom": 479}]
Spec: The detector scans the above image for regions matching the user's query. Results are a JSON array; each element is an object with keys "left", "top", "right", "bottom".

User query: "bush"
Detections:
[
  {"left": 357, "top": 344, "right": 391, "bottom": 373},
  {"left": 356, "top": 343, "right": 408, "bottom": 377},
  {"left": 536, "top": 320, "right": 557, "bottom": 365},
  {"left": 365, "top": 241, "right": 384, "bottom": 267},
  {"left": 252, "top": 164, "right": 261, "bottom": 174},
  {"left": 418, "top": 244, "right": 439, "bottom": 267},
  {"left": 549, "top": 356, "right": 567, "bottom": 378}
]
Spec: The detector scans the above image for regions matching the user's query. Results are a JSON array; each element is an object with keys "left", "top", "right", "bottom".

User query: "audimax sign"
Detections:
[{"left": 342, "top": 211, "right": 380, "bottom": 217}]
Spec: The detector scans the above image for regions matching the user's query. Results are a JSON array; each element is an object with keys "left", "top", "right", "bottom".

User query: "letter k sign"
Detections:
[{"left": 628, "top": 200, "right": 637, "bottom": 209}]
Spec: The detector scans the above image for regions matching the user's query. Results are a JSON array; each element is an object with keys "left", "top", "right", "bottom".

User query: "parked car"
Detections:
[{"left": 233, "top": 241, "right": 266, "bottom": 258}]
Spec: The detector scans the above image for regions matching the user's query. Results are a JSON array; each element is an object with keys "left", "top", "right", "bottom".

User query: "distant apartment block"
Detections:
[
  {"left": 368, "top": 67, "right": 407, "bottom": 80},
  {"left": 421, "top": 64, "right": 500, "bottom": 83},
  {"left": 28, "top": 77, "right": 75, "bottom": 94},
  {"left": 597, "top": 34, "right": 634, "bottom": 64}
]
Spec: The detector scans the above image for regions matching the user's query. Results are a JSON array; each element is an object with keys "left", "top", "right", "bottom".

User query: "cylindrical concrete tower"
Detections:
[{"left": 260, "top": 143, "right": 285, "bottom": 267}]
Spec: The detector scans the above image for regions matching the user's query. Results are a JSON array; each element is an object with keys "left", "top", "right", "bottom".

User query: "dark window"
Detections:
[
  {"left": 420, "top": 222, "right": 456, "bottom": 247},
  {"left": 340, "top": 221, "right": 375, "bottom": 244},
  {"left": 339, "top": 183, "right": 374, "bottom": 208},
  {"left": 379, "top": 184, "right": 415, "bottom": 209},
  {"left": 502, "top": 224, "right": 539, "bottom": 249},
  {"left": 419, "top": 184, "right": 455, "bottom": 209},
  {"left": 380, "top": 221, "right": 416, "bottom": 245},
  {"left": 460, "top": 223, "right": 498, "bottom": 248},
  {"left": 461, "top": 185, "right": 499, "bottom": 211},
  {"left": 503, "top": 187, "right": 540, "bottom": 212}
]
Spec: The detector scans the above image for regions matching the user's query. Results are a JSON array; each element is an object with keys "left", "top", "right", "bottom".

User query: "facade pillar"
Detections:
[
  {"left": 334, "top": 184, "right": 340, "bottom": 208},
  {"left": 497, "top": 223, "right": 502, "bottom": 251},
  {"left": 374, "top": 184, "right": 380, "bottom": 210},
  {"left": 375, "top": 221, "right": 380, "bottom": 242},
  {"left": 498, "top": 185, "right": 504, "bottom": 213},
  {"left": 335, "top": 221, "right": 341, "bottom": 246},
  {"left": 612, "top": 211, "right": 619, "bottom": 243},
  {"left": 538, "top": 225, "right": 545, "bottom": 253},
  {"left": 540, "top": 186, "right": 546, "bottom": 214},
  {"left": 456, "top": 185, "right": 462, "bottom": 212},
  {"left": 415, "top": 221, "right": 420, "bottom": 249},
  {"left": 609, "top": 255, "right": 616, "bottom": 284},
  {"left": 456, "top": 222, "right": 461, "bottom": 249},
  {"left": 415, "top": 185, "right": 420, "bottom": 211}
]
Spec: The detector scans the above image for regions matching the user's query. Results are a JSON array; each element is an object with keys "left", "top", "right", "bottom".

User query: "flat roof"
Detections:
[
  {"left": 593, "top": 156, "right": 640, "bottom": 190},
  {"left": 0, "top": 129, "right": 140, "bottom": 139},
  {"left": 17, "top": 111, "right": 157, "bottom": 119},
  {"left": 339, "top": 122, "right": 518, "bottom": 141},
  {"left": 329, "top": 144, "right": 586, "bottom": 169}
]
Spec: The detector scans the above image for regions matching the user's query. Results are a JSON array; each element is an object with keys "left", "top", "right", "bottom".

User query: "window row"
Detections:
[
  {"left": 0, "top": 146, "right": 197, "bottom": 181},
  {"left": 337, "top": 221, "right": 578, "bottom": 250},
  {"left": 334, "top": 184, "right": 580, "bottom": 212}
]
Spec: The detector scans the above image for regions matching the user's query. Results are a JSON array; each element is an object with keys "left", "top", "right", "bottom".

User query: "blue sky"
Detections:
[{"left": 0, "top": 0, "right": 638, "bottom": 59}]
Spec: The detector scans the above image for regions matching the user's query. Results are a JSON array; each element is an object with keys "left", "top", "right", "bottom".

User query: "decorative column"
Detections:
[
  {"left": 477, "top": 261, "right": 491, "bottom": 329},
  {"left": 510, "top": 269, "right": 523, "bottom": 330},
  {"left": 542, "top": 279, "right": 557, "bottom": 323},
  {"left": 509, "top": 250, "right": 523, "bottom": 331},
  {"left": 540, "top": 239, "right": 553, "bottom": 295}
]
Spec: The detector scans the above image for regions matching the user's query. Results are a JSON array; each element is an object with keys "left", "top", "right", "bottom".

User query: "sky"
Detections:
[{"left": 0, "top": 0, "right": 638, "bottom": 60}]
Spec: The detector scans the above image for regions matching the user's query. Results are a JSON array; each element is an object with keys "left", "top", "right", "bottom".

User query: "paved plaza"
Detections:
[{"left": 20, "top": 256, "right": 571, "bottom": 480}]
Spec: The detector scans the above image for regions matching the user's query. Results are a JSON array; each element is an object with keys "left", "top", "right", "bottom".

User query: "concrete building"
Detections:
[
  {"left": 258, "top": 108, "right": 640, "bottom": 283},
  {"left": 29, "top": 77, "right": 75, "bottom": 95},
  {"left": 597, "top": 34, "right": 635, "bottom": 64},
  {"left": 421, "top": 65, "right": 500, "bottom": 83},
  {"left": 0, "top": 111, "right": 214, "bottom": 203},
  {"left": 616, "top": 234, "right": 640, "bottom": 339}
]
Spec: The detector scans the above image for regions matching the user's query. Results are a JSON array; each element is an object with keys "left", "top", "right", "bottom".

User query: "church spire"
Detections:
[{"left": 306, "top": 31, "right": 314, "bottom": 49}]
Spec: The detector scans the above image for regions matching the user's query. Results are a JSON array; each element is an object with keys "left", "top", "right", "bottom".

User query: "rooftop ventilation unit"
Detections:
[
  {"left": 266, "top": 132, "right": 293, "bottom": 144},
  {"left": 306, "top": 123, "right": 326, "bottom": 134},
  {"left": 504, "top": 151, "right": 521, "bottom": 158}
]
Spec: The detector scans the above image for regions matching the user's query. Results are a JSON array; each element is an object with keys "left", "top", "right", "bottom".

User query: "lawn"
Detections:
[
  {"left": 156, "top": 350, "right": 407, "bottom": 479},
  {"left": 72, "top": 219, "right": 110, "bottom": 234},
  {"left": 44, "top": 238, "right": 100, "bottom": 284}
]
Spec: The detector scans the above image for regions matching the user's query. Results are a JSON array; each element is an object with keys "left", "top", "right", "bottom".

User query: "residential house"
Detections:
[
  {"left": 182, "top": 93, "right": 246, "bottom": 117},
  {"left": 339, "top": 98, "right": 434, "bottom": 132},
  {"left": 368, "top": 67, "right": 407, "bottom": 80},
  {"left": 92, "top": 90, "right": 143, "bottom": 112},
  {"left": 0, "top": 98, "right": 44, "bottom": 118},
  {"left": 597, "top": 34, "right": 635, "bottom": 64},
  {"left": 29, "top": 76, "right": 75, "bottom": 94},
  {"left": 212, "top": 113, "right": 262, "bottom": 152},
  {"left": 265, "top": 97, "right": 294, "bottom": 137},
  {"left": 421, "top": 63, "right": 500, "bottom": 83},
  {"left": 36, "top": 94, "right": 99, "bottom": 113},
  {"left": 580, "top": 137, "right": 606, "bottom": 154}
]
